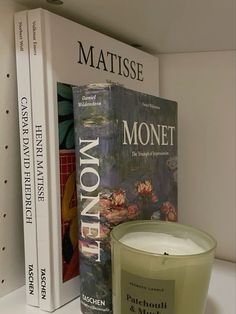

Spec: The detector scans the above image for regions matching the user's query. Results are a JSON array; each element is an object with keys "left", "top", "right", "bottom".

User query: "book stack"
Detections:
[{"left": 14, "top": 8, "right": 160, "bottom": 312}]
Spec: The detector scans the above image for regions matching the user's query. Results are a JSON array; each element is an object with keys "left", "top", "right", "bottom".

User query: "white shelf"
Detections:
[
  {"left": 206, "top": 259, "right": 236, "bottom": 314},
  {"left": 0, "top": 259, "right": 235, "bottom": 314},
  {"left": 15, "top": 0, "right": 236, "bottom": 54}
]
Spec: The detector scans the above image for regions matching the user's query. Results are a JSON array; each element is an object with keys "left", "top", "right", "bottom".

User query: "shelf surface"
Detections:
[
  {"left": 0, "top": 259, "right": 235, "bottom": 314},
  {"left": 15, "top": 0, "right": 236, "bottom": 54}
]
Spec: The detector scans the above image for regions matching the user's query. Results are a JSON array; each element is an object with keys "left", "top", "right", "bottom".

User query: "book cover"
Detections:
[
  {"left": 73, "top": 83, "right": 177, "bottom": 314},
  {"left": 14, "top": 10, "right": 39, "bottom": 306},
  {"left": 26, "top": 7, "right": 159, "bottom": 311}
]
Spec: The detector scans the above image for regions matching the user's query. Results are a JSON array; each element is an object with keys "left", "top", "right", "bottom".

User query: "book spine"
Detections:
[
  {"left": 14, "top": 11, "right": 39, "bottom": 307},
  {"left": 73, "top": 85, "right": 114, "bottom": 314},
  {"left": 28, "top": 10, "right": 54, "bottom": 311}
]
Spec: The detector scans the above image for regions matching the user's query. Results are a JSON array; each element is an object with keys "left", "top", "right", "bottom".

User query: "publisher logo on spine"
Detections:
[{"left": 41, "top": 269, "right": 47, "bottom": 300}]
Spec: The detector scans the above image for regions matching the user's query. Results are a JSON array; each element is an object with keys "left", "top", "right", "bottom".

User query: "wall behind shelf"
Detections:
[
  {"left": 0, "top": 0, "right": 28, "bottom": 297},
  {"left": 159, "top": 50, "right": 236, "bottom": 262}
]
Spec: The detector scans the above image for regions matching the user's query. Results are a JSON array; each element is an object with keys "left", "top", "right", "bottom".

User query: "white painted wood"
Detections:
[
  {"left": 206, "top": 260, "right": 236, "bottom": 314},
  {"left": 0, "top": 0, "right": 28, "bottom": 297},
  {"left": 159, "top": 51, "right": 236, "bottom": 262},
  {"left": 14, "top": 0, "right": 236, "bottom": 54},
  {"left": 0, "top": 259, "right": 235, "bottom": 314}
]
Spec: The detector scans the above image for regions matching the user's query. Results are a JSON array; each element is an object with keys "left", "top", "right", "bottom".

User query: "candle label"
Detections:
[{"left": 121, "top": 270, "right": 175, "bottom": 314}]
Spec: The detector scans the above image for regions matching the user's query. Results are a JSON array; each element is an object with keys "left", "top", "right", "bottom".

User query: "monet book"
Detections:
[{"left": 73, "top": 83, "right": 178, "bottom": 314}]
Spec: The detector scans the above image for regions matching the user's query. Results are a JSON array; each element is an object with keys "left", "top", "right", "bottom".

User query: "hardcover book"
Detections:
[
  {"left": 14, "top": 11, "right": 39, "bottom": 306},
  {"left": 22, "top": 7, "right": 159, "bottom": 311},
  {"left": 73, "top": 83, "right": 178, "bottom": 314}
]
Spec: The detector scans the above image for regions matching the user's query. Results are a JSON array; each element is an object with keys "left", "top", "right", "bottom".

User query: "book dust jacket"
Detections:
[
  {"left": 73, "top": 83, "right": 177, "bottom": 314},
  {"left": 57, "top": 82, "right": 79, "bottom": 282}
]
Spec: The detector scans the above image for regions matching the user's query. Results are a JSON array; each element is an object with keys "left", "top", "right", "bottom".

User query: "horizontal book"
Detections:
[{"left": 73, "top": 83, "right": 178, "bottom": 314}]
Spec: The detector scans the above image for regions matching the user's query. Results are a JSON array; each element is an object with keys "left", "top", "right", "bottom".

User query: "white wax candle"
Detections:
[{"left": 120, "top": 232, "right": 205, "bottom": 255}]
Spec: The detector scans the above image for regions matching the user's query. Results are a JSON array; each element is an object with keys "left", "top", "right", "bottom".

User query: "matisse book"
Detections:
[
  {"left": 16, "top": 7, "right": 159, "bottom": 311},
  {"left": 73, "top": 83, "right": 178, "bottom": 314}
]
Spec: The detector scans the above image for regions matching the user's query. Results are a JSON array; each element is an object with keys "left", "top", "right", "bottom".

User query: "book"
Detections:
[
  {"left": 72, "top": 83, "right": 178, "bottom": 314},
  {"left": 14, "top": 10, "right": 39, "bottom": 306},
  {"left": 25, "top": 8, "right": 159, "bottom": 311}
]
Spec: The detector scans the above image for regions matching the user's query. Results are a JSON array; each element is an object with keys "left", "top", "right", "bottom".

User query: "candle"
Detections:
[
  {"left": 111, "top": 220, "right": 216, "bottom": 314},
  {"left": 120, "top": 232, "right": 205, "bottom": 255}
]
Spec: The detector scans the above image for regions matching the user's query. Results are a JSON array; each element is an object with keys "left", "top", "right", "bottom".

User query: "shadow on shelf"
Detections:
[{"left": 205, "top": 296, "right": 221, "bottom": 314}]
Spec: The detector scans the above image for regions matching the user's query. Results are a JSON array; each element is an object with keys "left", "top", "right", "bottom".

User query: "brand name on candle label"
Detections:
[{"left": 121, "top": 270, "right": 174, "bottom": 314}]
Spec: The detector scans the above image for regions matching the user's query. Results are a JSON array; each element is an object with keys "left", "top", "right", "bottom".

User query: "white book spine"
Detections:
[
  {"left": 28, "top": 9, "right": 54, "bottom": 311},
  {"left": 14, "top": 11, "right": 39, "bottom": 306}
]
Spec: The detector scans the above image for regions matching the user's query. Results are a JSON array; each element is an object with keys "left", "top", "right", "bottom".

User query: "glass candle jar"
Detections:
[{"left": 111, "top": 220, "right": 216, "bottom": 314}]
